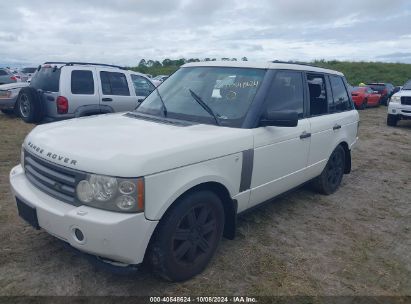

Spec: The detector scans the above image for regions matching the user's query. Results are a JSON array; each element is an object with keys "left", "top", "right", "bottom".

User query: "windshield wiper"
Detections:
[
  {"left": 154, "top": 86, "right": 168, "bottom": 117},
  {"left": 188, "top": 89, "right": 220, "bottom": 126}
]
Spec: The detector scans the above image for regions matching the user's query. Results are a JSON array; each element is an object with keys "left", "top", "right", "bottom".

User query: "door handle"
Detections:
[
  {"left": 333, "top": 124, "right": 341, "bottom": 130},
  {"left": 102, "top": 98, "right": 112, "bottom": 102},
  {"left": 300, "top": 131, "right": 311, "bottom": 139}
]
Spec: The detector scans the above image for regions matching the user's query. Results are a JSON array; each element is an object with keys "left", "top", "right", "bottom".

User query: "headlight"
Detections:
[
  {"left": 391, "top": 96, "right": 401, "bottom": 103},
  {"left": 76, "top": 174, "right": 144, "bottom": 213}
]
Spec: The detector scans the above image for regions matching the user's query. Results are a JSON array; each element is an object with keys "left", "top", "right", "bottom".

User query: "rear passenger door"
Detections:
[
  {"left": 96, "top": 69, "right": 138, "bottom": 112},
  {"left": 64, "top": 67, "right": 99, "bottom": 115},
  {"left": 306, "top": 73, "right": 356, "bottom": 180}
]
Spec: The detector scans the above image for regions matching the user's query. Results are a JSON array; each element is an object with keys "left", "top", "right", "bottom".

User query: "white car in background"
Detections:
[{"left": 387, "top": 80, "right": 411, "bottom": 126}]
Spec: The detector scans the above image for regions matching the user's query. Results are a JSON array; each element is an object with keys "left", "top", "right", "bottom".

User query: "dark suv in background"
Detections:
[{"left": 366, "top": 83, "right": 394, "bottom": 106}]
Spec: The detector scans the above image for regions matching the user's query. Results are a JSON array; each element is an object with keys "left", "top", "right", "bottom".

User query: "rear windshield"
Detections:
[
  {"left": 367, "top": 84, "right": 385, "bottom": 91},
  {"left": 30, "top": 67, "right": 61, "bottom": 92},
  {"left": 22, "top": 68, "right": 37, "bottom": 74}
]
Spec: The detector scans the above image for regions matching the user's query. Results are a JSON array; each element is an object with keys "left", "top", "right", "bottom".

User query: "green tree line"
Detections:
[{"left": 127, "top": 58, "right": 411, "bottom": 86}]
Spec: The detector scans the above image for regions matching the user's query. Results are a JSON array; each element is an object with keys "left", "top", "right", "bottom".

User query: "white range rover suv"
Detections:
[
  {"left": 387, "top": 79, "right": 411, "bottom": 126},
  {"left": 10, "top": 61, "right": 359, "bottom": 281}
]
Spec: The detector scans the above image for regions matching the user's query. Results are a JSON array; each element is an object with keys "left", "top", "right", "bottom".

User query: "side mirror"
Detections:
[{"left": 260, "top": 110, "right": 298, "bottom": 127}]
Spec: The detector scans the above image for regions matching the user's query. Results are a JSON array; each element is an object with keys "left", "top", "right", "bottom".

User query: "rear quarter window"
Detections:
[{"left": 329, "top": 75, "right": 351, "bottom": 112}]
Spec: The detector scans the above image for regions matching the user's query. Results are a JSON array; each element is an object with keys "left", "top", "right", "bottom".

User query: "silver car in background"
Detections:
[
  {"left": 0, "top": 82, "right": 29, "bottom": 114},
  {"left": 0, "top": 68, "right": 21, "bottom": 85}
]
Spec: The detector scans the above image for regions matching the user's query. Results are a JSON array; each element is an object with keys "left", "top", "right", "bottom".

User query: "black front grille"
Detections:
[
  {"left": 401, "top": 96, "right": 411, "bottom": 105},
  {"left": 24, "top": 151, "right": 85, "bottom": 205}
]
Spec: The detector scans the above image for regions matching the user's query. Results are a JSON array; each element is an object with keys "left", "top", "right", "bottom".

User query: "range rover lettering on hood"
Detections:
[{"left": 27, "top": 142, "right": 78, "bottom": 166}]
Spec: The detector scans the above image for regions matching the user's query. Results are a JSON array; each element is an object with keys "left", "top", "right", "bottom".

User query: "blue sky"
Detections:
[{"left": 1, "top": 0, "right": 410, "bottom": 67}]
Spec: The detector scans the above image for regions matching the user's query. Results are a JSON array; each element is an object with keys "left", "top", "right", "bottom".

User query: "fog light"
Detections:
[{"left": 74, "top": 228, "right": 84, "bottom": 242}]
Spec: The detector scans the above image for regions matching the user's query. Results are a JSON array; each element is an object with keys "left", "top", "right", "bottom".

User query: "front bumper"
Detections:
[
  {"left": 388, "top": 102, "right": 411, "bottom": 118},
  {"left": 9, "top": 165, "right": 158, "bottom": 265},
  {"left": 0, "top": 96, "right": 17, "bottom": 110}
]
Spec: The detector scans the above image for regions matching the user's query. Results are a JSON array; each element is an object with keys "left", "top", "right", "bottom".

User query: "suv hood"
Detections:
[
  {"left": 24, "top": 113, "right": 253, "bottom": 177},
  {"left": 393, "top": 90, "right": 411, "bottom": 97}
]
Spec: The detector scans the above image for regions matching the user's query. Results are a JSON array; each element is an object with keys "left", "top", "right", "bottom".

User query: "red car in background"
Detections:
[{"left": 351, "top": 86, "right": 381, "bottom": 109}]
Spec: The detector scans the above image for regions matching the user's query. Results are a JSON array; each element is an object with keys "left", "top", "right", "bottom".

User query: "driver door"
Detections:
[{"left": 249, "top": 70, "right": 310, "bottom": 207}]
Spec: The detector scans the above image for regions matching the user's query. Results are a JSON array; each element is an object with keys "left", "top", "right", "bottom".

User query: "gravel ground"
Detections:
[{"left": 0, "top": 106, "right": 410, "bottom": 296}]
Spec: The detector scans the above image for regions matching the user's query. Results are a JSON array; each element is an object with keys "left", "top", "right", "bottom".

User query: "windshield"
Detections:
[
  {"left": 30, "top": 66, "right": 61, "bottom": 92},
  {"left": 403, "top": 80, "right": 411, "bottom": 90},
  {"left": 135, "top": 67, "right": 266, "bottom": 127}
]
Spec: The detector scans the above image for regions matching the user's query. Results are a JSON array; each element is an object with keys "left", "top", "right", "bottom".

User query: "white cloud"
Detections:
[{"left": 0, "top": 0, "right": 410, "bottom": 67}]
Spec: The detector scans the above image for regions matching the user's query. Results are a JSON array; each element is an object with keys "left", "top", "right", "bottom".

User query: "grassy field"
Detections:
[{"left": 0, "top": 107, "right": 410, "bottom": 296}]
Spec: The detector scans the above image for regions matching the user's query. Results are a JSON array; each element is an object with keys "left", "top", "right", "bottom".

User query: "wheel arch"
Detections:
[{"left": 151, "top": 181, "right": 238, "bottom": 241}]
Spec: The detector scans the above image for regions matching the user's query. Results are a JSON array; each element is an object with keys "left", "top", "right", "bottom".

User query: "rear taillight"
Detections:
[
  {"left": 56, "top": 96, "right": 69, "bottom": 114},
  {"left": 10, "top": 76, "right": 17, "bottom": 81}
]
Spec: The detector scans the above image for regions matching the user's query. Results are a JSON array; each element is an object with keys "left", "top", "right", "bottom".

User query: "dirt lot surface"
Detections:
[{"left": 0, "top": 107, "right": 410, "bottom": 296}]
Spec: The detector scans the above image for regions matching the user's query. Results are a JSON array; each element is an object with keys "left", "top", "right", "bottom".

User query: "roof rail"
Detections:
[
  {"left": 43, "top": 62, "right": 126, "bottom": 70},
  {"left": 271, "top": 60, "right": 321, "bottom": 68}
]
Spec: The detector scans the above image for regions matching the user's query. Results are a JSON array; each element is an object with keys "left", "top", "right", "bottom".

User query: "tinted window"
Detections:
[
  {"left": 0, "top": 69, "right": 8, "bottom": 76},
  {"left": 71, "top": 70, "right": 94, "bottom": 95},
  {"left": 22, "top": 68, "right": 37, "bottom": 74},
  {"left": 367, "top": 84, "right": 385, "bottom": 92},
  {"left": 308, "top": 74, "right": 328, "bottom": 116},
  {"left": 267, "top": 71, "right": 304, "bottom": 117},
  {"left": 131, "top": 75, "right": 155, "bottom": 97},
  {"left": 330, "top": 76, "right": 350, "bottom": 112},
  {"left": 100, "top": 72, "right": 130, "bottom": 96},
  {"left": 30, "top": 67, "right": 61, "bottom": 92}
]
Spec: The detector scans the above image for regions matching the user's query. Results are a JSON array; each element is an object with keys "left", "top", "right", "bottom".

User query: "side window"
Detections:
[
  {"left": 307, "top": 73, "right": 328, "bottom": 116},
  {"left": 71, "top": 70, "right": 94, "bottom": 95},
  {"left": 100, "top": 71, "right": 130, "bottom": 96},
  {"left": 329, "top": 76, "right": 350, "bottom": 112},
  {"left": 266, "top": 70, "right": 304, "bottom": 117},
  {"left": 0, "top": 69, "right": 8, "bottom": 76},
  {"left": 131, "top": 75, "right": 155, "bottom": 97}
]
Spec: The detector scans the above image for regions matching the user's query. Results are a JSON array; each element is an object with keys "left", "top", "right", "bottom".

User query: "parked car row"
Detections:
[{"left": 0, "top": 62, "right": 161, "bottom": 122}]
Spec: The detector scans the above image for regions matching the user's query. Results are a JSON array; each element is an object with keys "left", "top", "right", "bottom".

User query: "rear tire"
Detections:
[
  {"left": 16, "top": 87, "right": 43, "bottom": 123},
  {"left": 147, "top": 190, "right": 224, "bottom": 282},
  {"left": 387, "top": 114, "right": 398, "bottom": 127},
  {"left": 313, "top": 145, "right": 345, "bottom": 195}
]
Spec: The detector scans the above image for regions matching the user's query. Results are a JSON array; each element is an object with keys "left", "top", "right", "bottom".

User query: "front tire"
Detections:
[
  {"left": 313, "top": 145, "right": 345, "bottom": 195},
  {"left": 147, "top": 190, "right": 224, "bottom": 282},
  {"left": 387, "top": 114, "right": 398, "bottom": 127}
]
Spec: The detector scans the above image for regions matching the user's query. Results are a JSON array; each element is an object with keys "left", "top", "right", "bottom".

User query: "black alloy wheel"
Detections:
[{"left": 147, "top": 190, "right": 224, "bottom": 281}]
